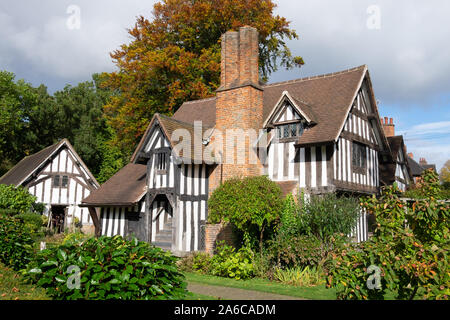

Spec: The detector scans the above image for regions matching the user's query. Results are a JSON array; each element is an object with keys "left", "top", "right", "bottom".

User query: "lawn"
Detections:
[
  {"left": 184, "top": 272, "right": 337, "bottom": 300},
  {"left": 0, "top": 263, "right": 49, "bottom": 300}
]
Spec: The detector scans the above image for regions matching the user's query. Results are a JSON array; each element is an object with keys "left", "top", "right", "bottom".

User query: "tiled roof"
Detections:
[
  {"left": 82, "top": 163, "right": 147, "bottom": 206},
  {"left": 407, "top": 156, "right": 426, "bottom": 177},
  {"left": 0, "top": 139, "right": 99, "bottom": 188},
  {"left": 171, "top": 65, "right": 368, "bottom": 146},
  {"left": 0, "top": 142, "right": 62, "bottom": 186}
]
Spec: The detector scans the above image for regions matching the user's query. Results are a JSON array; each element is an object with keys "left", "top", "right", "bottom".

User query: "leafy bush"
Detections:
[
  {"left": 62, "top": 232, "right": 90, "bottom": 245},
  {"left": 0, "top": 208, "right": 20, "bottom": 216},
  {"left": 268, "top": 234, "right": 346, "bottom": 270},
  {"left": 26, "top": 235, "right": 187, "bottom": 300},
  {"left": 269, "top": 193, "right": 353, "bottom": 270},
  {"left": 177, "top": 252, "right": 211, "bottom": 274},
  {"left": 209, "top": 241, "right": 254, "bottom": 280},
  {"left": 274, "top": 266, "right": 325, "bottom": 287},
  {"left": 208, "top": 176, "right": 284, "bottom": 255},
  {"left": 327, "top": 180, "right": 450, "bottom": 300},
  {"left": 0, "top": 184, "right": 43, "bottom": 215},
  {"left": 15, "top": 212, "right": 45, "bottom": 237},
  {"left": 296, "top": 193, "right": 360, "bottom": 243},
  {"left": 405, "top": 169, "right": 450, "bottom": 200},
  {"left": 252, "top": 248, "right": 275, "bottom": 279},
  {"left": 0, "top": 215, "right": 35, "bottom": 270}
]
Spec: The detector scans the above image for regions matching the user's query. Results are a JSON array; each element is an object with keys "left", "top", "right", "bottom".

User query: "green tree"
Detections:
[
  {"left": 53, "top": 74, "right": 114, "bottom": 176},
  {"left": 103, "top": 0, "right": 304, "bottom": 157},
  {"left": 208, "top": 175, "right": 284, "bottom": 256},
  {"left": 439, "top": 160, "right": 450, "bottom": 186},
  {"left": 0, "top": 70, "right": 121, "bottom": 182}
]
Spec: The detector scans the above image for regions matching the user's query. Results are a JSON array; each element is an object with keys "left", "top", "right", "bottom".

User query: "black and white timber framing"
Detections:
[
  {"left": 1, "top": 139, "right": 99, "bottom": 227},
  {"left": 94, "top": 70, "right": 394, "bottom": 252},
  {"left": 98, "top": 123, "right": 209, "bottom": 255},
  {"left": 266, "top": 81, "right": 382, "bottom": 197}
]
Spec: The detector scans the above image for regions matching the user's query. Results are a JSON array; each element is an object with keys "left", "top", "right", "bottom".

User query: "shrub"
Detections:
[
  {"left": 274, "top": 266, "right": 325, "bottom": 287},
  {"left": 177, "top": 252, "right": 211, "bottom": 274},
  {"left": 0, "top": 215, "right": 35, "bottom": 270},
  {"left": 26, "top": 235, "right": 187, "bottom": 300},
  {"left": 0, "top": 184, "right": 42, "bottom": 215},
  {"left": 62, "top": 232, "right": 90, "bottom": 245},
  {"left": 405, "top": 168, "right": 450, "bottom": 200},
  {"left": 268, "top": 234, "right": 342, "bottom": 270},
  {"left": 209, "top": 241, "right": 254, "bottom": 280},
  {"left": 327, "top": 181, "right": 450, "bottom": 300},
  {"left": 208, "top": 176, "right": 284, "bottom": 255},
  {"left": 271, "top": 193, "right": 353, "bottom": 269},
  {"left": 15, "top": 212, "right": 45, "bottom": 237},
  {"left": 252, "top": 248, "right": 275, "bottom": 279},
  {"left": 297, "top": 193, "right": 360, "bottom": 243}
]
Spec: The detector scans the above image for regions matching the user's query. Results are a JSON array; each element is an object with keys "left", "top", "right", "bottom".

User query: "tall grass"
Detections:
[{"left": 273, "top": 266, "right": 325, "bottom": 287}]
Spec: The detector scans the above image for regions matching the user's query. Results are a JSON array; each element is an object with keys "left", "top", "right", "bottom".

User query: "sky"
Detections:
[{"left": 0, "top": 0, "right": 449, "bottom": 171}]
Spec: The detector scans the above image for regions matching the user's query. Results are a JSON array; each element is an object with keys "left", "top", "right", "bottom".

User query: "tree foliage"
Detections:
[
  {"left": 0, "top": 70, "right": 122, "bottom": 182},
  {"left": 439, "top": 159, "right": 450, "bottom": 185},
  {"left": 327, "top": 171, "right": 450, "bottom": 300},
  {"left": 208, "top": 175, "right": 284, "bottom": 255},
  {"left": 103, "top": 0, "right": 304, "bottom": 156}
]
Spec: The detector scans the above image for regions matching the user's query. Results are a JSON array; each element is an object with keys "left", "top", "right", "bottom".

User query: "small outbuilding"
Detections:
[{"left": 0, "top": 139, "right": 99, "bottom": 233}]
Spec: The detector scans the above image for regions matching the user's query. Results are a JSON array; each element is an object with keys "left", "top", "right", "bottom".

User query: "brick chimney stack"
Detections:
[
  {"left": 381, "top": 117, "right": 395, "bottom": 137},
  {"left": 419, "top": 158, "right": 428, "bottom": 165},
  {"left": 211, "top": 26, "right": 264, "bottom": 192},
  {"left": 408, "top": 152, "right": 414, "bottom": 159}
]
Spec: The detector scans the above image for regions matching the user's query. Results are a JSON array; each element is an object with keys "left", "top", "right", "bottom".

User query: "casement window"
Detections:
[
  {"left": 277, "top": 122, "right": 304, "bottom": 140},
  {"left": 155, "top": 152, "right": 167, "bottom": 174},
  {"left": 62, "top": 175, "right": 68, "bottom": 188},
  {"left": 53, "top": 175, "right": 69, "bottom": 188},
  {"left": 53, "top": 175, "right": 60, "bottom": 187},
  {"left": 352, "top": 142, "right": 367, "bottom": 169}
]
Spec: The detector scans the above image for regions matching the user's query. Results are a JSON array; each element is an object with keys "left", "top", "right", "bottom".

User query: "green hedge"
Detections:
[
  {"left": 26, "top": 235, "right": 188, "bottom": 300},
  {"left": 0, "top": 215, "right": 35, "bottom": 270}
]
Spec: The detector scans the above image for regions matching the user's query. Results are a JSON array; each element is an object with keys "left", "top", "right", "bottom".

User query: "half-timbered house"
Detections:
[
  {"left": 379, "top": 135, "right": 412, "bottom": 192},
  {"left": 82, "top": 26, "right": 399, "bottom": 253},
  {"left": 0, "top": 139, "right": 99, "bottom": 232}
]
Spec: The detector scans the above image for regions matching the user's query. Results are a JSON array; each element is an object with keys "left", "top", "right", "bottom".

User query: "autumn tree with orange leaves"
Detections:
[{"left": 103, "top": 0, "right": 304, "bottom": 158}]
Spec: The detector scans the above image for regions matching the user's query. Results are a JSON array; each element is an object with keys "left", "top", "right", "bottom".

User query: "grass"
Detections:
[
  {"left": 0, "top": 263, "right": 49, "bottom": 300},
  {"left": 184, "top": 272, "right": 336, "bottom": 300}
]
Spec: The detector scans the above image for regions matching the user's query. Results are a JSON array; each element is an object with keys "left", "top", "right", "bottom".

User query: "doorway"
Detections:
[{"left": 50, "top": 205, "right": 66, "bottom": 233}]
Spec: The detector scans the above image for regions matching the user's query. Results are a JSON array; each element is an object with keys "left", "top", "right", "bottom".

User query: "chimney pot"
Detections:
[
  {"left": 384, "top": 117, "right": 388, "bottom": 124},
  {"left": 390, "top": 118, "right": 393, "bottom": 125}
]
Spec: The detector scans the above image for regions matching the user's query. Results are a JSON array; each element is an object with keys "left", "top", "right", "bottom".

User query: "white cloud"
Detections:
[
  {"left": 272, "top": 0, "right": 450, "bottom": 105},
  {"left": 0, "top": 0, "right": 158, "bottom": 83},
  {"left": 398, "top": 121, "right": 450, "bottom": 171}
]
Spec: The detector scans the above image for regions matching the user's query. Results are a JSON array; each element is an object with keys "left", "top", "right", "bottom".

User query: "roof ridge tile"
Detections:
[{"left": 264, "top": 65, "right": 367, "bottom": 88}]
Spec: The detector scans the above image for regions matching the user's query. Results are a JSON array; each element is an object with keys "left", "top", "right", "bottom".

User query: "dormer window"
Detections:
[{"left": 277, "top": 122, "right": 304, "bottom": 141}]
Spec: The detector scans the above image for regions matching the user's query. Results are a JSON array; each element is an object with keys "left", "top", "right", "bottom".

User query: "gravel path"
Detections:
[{"left": 187, "top": 282, "right": 306, "bottom": 300}]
